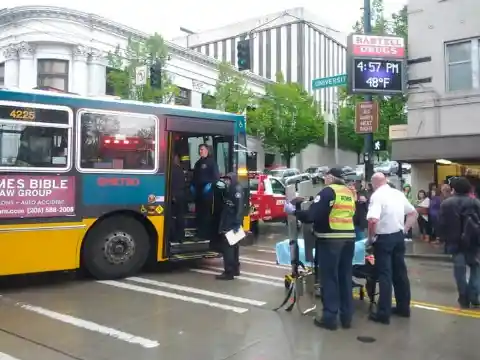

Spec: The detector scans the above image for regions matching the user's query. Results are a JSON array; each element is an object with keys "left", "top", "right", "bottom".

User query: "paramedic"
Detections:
[
  {"left": 367, "top": 172, "right": 417, "bottom": 324},
  {"left": 192, "top": 144, "right": 220, "bottom": 239},
  {"left": 296, "top": 167, "right": 356, "bottom": 330}
]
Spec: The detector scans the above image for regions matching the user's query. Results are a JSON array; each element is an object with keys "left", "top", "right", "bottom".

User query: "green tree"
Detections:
[
  {"left": 202, "top": 62, "right": 263, "bottom": 135},
  {"left": 337, "top": 1, "right": 408, "bottom": 155},
  {"left": 107, "top": 33, "right": 179, "bottom": 103},
  {"left": 250, "top": 73, "right": 324, "bottom": 167}
]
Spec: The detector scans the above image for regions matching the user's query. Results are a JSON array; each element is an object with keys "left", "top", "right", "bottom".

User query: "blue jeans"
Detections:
[
  {"left": 316, "top": 239, "right": 355, "bottom": 325},
  {"left": 373, "top": 231, "right": 411, "bottom": 319},
  {"left": 453, "top": 253, "right": 480, "bottom": 304}
]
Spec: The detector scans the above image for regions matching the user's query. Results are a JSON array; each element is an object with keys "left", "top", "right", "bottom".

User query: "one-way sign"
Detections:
[{"left": 374, "top": 139, "right": 386, "bottom": 151}]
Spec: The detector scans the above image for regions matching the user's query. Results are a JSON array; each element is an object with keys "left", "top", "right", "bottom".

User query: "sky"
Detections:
[{"left": 8, "top": 0, "right": 407, "bottom": 40}]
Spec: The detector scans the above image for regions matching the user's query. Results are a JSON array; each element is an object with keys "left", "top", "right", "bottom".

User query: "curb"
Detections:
[{"left": 405, "top": 253, "right": 452, "bottom": 262}]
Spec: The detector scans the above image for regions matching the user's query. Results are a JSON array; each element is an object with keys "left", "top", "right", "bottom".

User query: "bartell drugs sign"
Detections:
[{"left": 352, "top": 35, "right": 405, "bottom": 58}]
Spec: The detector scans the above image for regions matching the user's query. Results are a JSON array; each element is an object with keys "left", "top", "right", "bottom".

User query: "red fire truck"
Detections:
[{"left": 249, "top": 173, "right": 288, "bottom": 236}]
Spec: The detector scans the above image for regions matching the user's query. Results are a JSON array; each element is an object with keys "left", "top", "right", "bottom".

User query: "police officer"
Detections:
[
  {"left": 216, "top": 172, "right": 244, "bottom": 280},
  {"left": 192, "top": 144, "right": 220, "bottom": 239},
  {"left": 171, "top": 154, "right": 186, "bottom": 243},
  {"left": 297, "top": 167, "right": 356, "bottom": 330}
]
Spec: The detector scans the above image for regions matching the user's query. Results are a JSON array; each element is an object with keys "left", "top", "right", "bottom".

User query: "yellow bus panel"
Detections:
[{"left": 0, "top": 222, "right": 86, "bottom": 276}]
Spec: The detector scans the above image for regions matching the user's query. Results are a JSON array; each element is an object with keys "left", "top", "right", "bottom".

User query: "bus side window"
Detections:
[{"left": 79, "top": 110, "right": 158, "bottom": 171}]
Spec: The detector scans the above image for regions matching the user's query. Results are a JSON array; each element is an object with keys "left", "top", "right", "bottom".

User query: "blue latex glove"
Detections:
[
  {"left": 190, "top": 185, "right": 195, "bottom": 195},
  {"left": 203, "top": 183, "right": 212, "bottom": 194}
]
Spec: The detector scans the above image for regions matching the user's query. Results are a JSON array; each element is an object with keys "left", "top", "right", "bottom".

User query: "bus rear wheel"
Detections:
[{"left": 82, "top": 215, "right": 150, "bottom": 280}]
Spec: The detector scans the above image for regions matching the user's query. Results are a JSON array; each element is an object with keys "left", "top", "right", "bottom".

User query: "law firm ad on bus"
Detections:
[{"left": 0, "top": 176, "right": 76, "bottom": 218}]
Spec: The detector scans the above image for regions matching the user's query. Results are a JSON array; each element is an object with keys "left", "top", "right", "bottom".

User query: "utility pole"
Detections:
[{"left": 363, "top": 0, "right": 374, "bottom": 181}]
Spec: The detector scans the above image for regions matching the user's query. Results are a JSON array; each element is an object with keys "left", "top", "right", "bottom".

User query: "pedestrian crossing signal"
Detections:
[
  {"left": 237, "top": 39, "right": 251, "bottom": 71},
  {"left": 373, "top": 139, "right": 386, "bottom": 152}
]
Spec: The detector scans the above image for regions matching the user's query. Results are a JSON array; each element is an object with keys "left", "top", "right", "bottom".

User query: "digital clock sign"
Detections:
[{"left": 352, "top": 59, "right": 404, "bottom": 94}]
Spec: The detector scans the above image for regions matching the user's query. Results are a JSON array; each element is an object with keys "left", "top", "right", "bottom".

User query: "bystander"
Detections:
[{"left": 366, "top": 173, "right": 418, "bottom": 324}]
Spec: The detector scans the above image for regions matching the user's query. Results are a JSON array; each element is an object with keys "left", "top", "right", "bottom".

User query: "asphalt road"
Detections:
[{"left": 0, "top": 228, "right": 476, "bottom": 360}]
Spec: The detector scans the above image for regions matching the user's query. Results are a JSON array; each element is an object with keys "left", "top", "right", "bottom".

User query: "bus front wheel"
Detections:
[{"left": 82, "top": 215, "right": 150, "bottom": 280}]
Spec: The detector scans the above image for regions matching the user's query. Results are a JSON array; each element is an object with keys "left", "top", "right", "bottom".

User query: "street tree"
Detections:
[
  {"left": 337, "top": 0, "right": 408, "bottom": 154},
  {"left": 107, "top": 33, "right": 179, "bottom": 103},
  {"left": 250, "top": 73, "right": 324, "bottom": 167}
]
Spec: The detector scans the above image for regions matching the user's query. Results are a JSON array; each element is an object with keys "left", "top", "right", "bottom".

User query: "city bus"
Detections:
[{"left": 0, "top": 88, "right": 249, "bottom": 279}]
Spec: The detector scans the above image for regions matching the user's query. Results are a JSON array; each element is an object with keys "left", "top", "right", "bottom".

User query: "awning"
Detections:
[{"left": 391, "top": 134, "right": 480, "bottom": 162}]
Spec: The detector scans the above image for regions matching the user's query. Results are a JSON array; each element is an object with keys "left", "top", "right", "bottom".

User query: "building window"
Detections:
[
  {"left": 0, "top": 63, "right": 4, "bottom": 86},
  {"left": 175, "top": 87, "right": 191, "bottom": 106},
  {"left": 78, "top": 110, "right": 158, "bottom": 173},
  {"left": 37, "top": 59, "right": 69, "bottom": 91},
  {"left": 446, "top": 41, "right": 474, "bottom": 91}
]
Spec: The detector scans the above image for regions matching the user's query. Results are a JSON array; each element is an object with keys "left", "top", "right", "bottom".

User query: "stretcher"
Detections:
[{"left": 273, "top": 194, "right": 376, "bottom": 315}]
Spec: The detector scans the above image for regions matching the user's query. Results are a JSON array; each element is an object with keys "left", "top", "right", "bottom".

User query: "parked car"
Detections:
[
  {"left": 341, "top": 166, "right": 356, "bottom": 176},
  {"left": 355, "top": 164, "right": 365, "bottom": 177},
  {"left": 401, "top": 162, "right": 412, "bottom": 174},
  {"left": 374, "top": 161, "right": 399, "bottom": 176},
  {"left": 305, "top": 166, "right": 329, "bottom": 184},
  {"left": 265, "top": 167, "right": 308, "bottom": 185}
]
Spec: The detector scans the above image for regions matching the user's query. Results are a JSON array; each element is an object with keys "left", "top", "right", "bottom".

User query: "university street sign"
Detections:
[{"left": 312, "top": 74, "right": 347, "bottom": 90}]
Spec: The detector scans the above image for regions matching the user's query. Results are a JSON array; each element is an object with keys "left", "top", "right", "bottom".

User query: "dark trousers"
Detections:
[
  {"left": 316, "top": 239, "right": 355, "bottom": 325},
  {"left": 171, "top": 196, "right": 185, "bottom": 243},
  {"left": 222, "top": 238, "right": 240, "bottom": 275},
  {"left": 453, "top": 252, "right": 480, "bottom": 305},
  {"left": 373, "top": 231, "right": 411, "bottom": 319},
  {"left": 195, "top": 189, "right": 213, "bottom": 239},
  {"left": 417, "top": 216, "right": 430, "bottom": 236}
]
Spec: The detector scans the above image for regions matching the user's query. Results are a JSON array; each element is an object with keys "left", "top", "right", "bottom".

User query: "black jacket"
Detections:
[
  {"left": 439, "top": 194, "right": 480, "bottom": 254},
  {"left": 218, "top": 173, "right": 244, "bottom": 233},
  {"left": 193, "top": 156, "right": 219, "bottom": 188}
]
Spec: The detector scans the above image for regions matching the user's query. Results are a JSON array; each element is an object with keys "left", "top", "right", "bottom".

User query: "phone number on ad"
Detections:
[{"left": 27, "top": 207, "right": 75, "bottom": 215}]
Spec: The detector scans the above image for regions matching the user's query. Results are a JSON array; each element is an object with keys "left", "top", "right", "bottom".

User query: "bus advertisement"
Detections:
[{"left": 0, "top": 88, "right": 249, "bottom": 280}]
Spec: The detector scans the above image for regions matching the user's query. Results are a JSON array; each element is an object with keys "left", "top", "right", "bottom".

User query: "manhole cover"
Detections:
[{"left": 357, "top": 336, "right": 376, "bottom": 343}]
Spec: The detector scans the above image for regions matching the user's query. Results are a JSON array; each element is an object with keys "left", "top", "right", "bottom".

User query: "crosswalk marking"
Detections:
[
  {"left": 202, "top": 266, "right": 284, "bottom": 282},
  {"left": 191, "top": 269, "right": 284, "bottom": 287},
  {"left": 98, "top": 280, "right": 249, "bottom": 314},
  {"left": 19, "top": 303, "right": 159, "bottom": 348},
  {"left": 239, "top": 259, "right": 289, "bottom": 269},
  {"left": 0, "top": 352, "right": 21, "bottom": 360},
  {"left": 126, "top": 277, "right": 267, "bottom": 306}
]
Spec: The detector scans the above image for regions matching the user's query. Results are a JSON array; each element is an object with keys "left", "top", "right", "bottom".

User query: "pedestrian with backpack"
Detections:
[{"left": 438, "top": 177, "right": 480, "bottom": 308}]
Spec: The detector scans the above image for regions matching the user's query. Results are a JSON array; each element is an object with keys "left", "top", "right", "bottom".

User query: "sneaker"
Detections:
[{"left": 404, "top": 238, "right": 412, "bottom": 242}]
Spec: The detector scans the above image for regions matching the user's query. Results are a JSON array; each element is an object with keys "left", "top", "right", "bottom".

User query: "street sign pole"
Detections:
[{"left": 363, "top": 0, "right": 374, "bottom": 181}]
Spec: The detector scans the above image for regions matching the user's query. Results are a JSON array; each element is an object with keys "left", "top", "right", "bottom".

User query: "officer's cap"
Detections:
[{"left": 326, "top": 167, "right": 344, "bottom": 179}]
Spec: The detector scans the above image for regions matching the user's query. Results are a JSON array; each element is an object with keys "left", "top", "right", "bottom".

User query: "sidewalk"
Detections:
[{"left": 405, "top": 239, "right": 451, "bottom": 262}]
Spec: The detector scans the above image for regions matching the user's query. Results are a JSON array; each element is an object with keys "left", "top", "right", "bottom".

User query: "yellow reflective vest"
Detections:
[{"left": 314, "top": 183, "right": 356, "bottom": 239}]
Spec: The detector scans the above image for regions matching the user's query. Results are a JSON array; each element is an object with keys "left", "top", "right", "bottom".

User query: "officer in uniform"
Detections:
[
  {"left": 296, "top": 167, "right": 356, "bottom": 330},
  {"left": 192, "top": 144, "right": 220, "bottom": 239},
  {"left": 216, "top": 172, "right": 244, "bottom": 280}
]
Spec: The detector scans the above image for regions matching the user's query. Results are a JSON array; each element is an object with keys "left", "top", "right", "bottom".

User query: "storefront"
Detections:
[{"left": 391, "top": 133, "right": 480, "bottom": 191}]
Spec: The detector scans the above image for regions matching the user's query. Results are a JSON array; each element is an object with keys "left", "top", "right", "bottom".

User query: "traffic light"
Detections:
[
  {"left": 237, "top": 39, "right": 251, "bottom": 71},
  {"left": 149, "top": 61, "right": 162, "bottom": 88}
]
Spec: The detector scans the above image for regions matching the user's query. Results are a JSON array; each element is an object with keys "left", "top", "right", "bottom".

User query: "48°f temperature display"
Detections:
[{"left": 352, "top": 58, "right": 404, "bottom": 94}]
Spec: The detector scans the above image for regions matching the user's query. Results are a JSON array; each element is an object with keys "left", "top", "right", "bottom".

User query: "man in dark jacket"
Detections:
[
  {"left": 216, "top": 172, "right": 244, "bottom": 280},
  {"left": 192, "top": 144, "right": 220, "bottom": 239},
  {"left": 438, "top": 177, "right": 480, "bottom": 308}
]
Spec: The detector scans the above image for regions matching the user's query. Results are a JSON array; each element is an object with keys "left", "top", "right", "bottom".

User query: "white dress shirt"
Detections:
[{"left": 367, "top": 184, "right": 416, "bottom": 234}]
